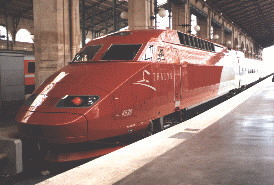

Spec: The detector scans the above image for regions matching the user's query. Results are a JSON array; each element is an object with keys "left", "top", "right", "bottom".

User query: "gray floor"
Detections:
[
  {"left": 115, "top": 83, "right": 274, "bottom": 185},
  {"left": 0, "top": 119, "right": 18, "bottom": 138}
]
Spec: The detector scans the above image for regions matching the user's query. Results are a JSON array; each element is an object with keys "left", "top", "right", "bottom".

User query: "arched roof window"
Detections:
[
  {"left": 0, "top": 25, "right": 12, "bottom": 41},
  {"left": 15, "top": 29, "right": 33, "bottom": 43}
]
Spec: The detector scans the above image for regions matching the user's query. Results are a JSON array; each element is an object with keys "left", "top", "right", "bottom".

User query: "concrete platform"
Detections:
[{"left": 36, "top": 76, "right": 273, "bottom": 185}]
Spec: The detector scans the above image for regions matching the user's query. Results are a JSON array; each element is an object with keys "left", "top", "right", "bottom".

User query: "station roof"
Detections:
[
  {"left": 205, "top": 0, "right": 274, "bottom": 48},
  {"left": 0, "top": 0, "right": 273, "bottom": 48}
]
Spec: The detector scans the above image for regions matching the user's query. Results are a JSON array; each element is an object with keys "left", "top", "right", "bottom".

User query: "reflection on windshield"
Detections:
[
  {"left": 101, "top": 44, "right": 142, "bottom": 60},
  {"left": 72, "top": 45, "right": 102, "bottom": 62},
  {"left": 141, "top": 45, "right": 155, "bottom": 61}
]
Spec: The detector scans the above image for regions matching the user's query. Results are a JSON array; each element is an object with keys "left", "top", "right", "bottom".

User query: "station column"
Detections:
[
  {"left": 215, "top": 26, "right": 224, "bottom": 45},
  {"left": 128, "top": 0, "right": 154, "bottom": 30},
  {"left": 33, "top": 0, "right": 80, "bottom": 87},
  {"left": 172, "top": 1, "right": 190, "bottom": 33}
]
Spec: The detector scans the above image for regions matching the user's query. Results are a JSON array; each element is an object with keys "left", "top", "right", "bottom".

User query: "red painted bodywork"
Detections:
[{"left": 16, "top": 29, "right": 264, "bottom": 161}]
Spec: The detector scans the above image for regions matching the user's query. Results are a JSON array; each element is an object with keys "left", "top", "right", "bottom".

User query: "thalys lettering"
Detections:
[
  {"left": 16, "top": 29, "right": 272, "bottom": 162},
  {"left": 153, "top": 72, "right": 173, "bottom": 81}
]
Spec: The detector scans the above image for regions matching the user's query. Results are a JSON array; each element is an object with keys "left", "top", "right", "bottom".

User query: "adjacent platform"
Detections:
[{"left": 23, "top": 76, "right": 274, "bottom": 184}]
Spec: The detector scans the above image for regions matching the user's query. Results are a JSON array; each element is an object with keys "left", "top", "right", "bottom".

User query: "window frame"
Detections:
[
  {"left": 72, "top": 45, "right": 102, "bottom": 62},
  {"left": 101, "top": 44, "right": 142, "bottom": 61}
]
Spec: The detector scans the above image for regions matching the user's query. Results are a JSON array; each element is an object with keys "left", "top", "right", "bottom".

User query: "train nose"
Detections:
[{"left": 17, "top": 111, "right": 88, "bottom": 144}]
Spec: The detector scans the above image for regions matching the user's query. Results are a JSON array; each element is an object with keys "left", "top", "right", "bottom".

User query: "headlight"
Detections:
[{"left": 57, "top": 95, "right": 99, "bottom": 108}]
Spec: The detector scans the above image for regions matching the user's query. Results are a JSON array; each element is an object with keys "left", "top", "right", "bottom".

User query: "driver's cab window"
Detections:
[
  {"left": 72, "top": 45, "right": 102, "bottom": 62},
  {"left": 157, "top": 47, "right": 166, "bottom": 63}
]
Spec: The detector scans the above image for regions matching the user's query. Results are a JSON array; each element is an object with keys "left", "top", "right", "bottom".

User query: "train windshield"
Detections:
[
  {"left": 101, "top": 44, "right": 142, "bottom": 60},
  {"left": 72, "top": 45, "right": 102, "bottom": 62}
]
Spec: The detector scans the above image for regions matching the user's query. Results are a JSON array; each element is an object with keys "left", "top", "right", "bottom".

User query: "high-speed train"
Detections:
[{"left": 16, "top": 29, "right": 270, "bottom": 162}]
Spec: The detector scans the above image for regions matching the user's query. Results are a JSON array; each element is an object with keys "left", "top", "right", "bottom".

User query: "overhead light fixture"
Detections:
[
  {"left": 120, "top": 11, "right": 128, "bottom": 19},
  {"left": 194, "top": 25, "right": 200, "bottom": 32},
  {"left": 226, "top": 40, "right": 232, "bottom": 45},
  {"left": 158, "top": 8, "right": 167, "bottom": 18},
  {"left": 213, "top": 34, "right": 219, "bottom": 40}
]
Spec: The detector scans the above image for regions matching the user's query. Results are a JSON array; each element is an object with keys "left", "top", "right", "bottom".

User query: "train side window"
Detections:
[
  {"left": 185, "top": 35, "right": 190, "bottom": 46},
  {"left": 207, "top": 42, "right": 211, "bottom": 51},
  {"left": 189, "top": 36, "right": 194, "bottom": 47},
  {"left": 177, "top": 32, "right": 185, "bottom": 45},
  {"left": 204, "top": 41, "right": 209, "bottom": 50},
  {"left": 197, "top": 39, "right": 201, "bottom": 49},
  {"left": 193, "top": 37, "right": 198, "bottom": 48},
  {"left": 192, "top": 37, "right": 196, "bottom": 47},
  {"left": 157, "top": 48, "right": 166, "bottom": 62},
  {"left": 141, "top": 45, "right": 155, "bottom": 61},
  {"left": 28, "top": 62, "right": 35, "bottom": 73},
  {"left": 203, "top": 40, "right": 207, "bottom": 50},
  {"left": 211, "top": 43, "right": 215, "bottom": 52},
  {"left": 201, "top": 40, "right": 205, "bottom": 50}
]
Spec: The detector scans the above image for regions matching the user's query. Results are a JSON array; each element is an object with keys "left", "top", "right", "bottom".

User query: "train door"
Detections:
[
  {"left": 155, "top": 47, "right": 169, "bottom": 114},
  {"left": 173, "top": 49, "right": 181, "bottom": 108},
  {"left": 112, "top": 80, "right": 134, "bottom": 133}
]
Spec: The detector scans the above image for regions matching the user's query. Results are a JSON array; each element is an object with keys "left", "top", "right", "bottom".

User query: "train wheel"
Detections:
[
  {"left": 241, "top": 85, "right": 246, "bottom": 91},
  {"left": 172, "top": 110, "right": 184, "bottom": 124},
  {"left": 159, "top": 117, "right": 165, "bottom": 130},
  {"left": 163, "top": 116, "right": 173, "bottom": 128},
  {"left": 226, "top": 89, "right": 237, "bottom": 98}
]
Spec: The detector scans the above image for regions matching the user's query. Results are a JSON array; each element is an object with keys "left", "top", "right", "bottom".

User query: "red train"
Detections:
[{"left": 16, "top": 29, "right": 270, "bottom": 162}]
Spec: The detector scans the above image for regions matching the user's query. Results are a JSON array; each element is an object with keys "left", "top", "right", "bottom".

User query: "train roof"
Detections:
[
  {"left": 87, "top": 29, "right": 224, "bottom": 48},
  {"left": 87, "top": 29, "right": 165, "bottom": 45}
]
